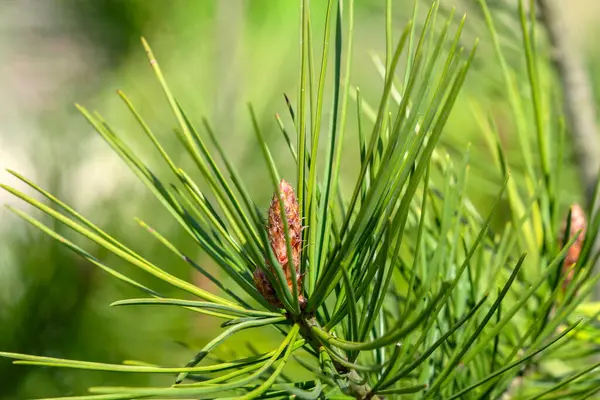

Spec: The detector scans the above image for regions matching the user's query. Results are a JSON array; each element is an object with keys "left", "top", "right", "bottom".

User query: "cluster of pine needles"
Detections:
[{"left": 2, "top": 0, "right": 600, "bottom": 399}]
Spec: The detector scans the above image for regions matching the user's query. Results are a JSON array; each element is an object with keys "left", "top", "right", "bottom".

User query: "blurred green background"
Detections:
[{"left": 0, "top": 0, "right": 599, "bottom": 397}]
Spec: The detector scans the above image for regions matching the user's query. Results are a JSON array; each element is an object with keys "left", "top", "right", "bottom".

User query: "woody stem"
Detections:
[{"left": 296, "top": 315, "right": 381, "bottom": 400}]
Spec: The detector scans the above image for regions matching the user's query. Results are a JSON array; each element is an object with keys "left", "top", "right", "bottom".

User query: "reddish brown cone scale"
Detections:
[
  {"left": 253, "top": 179, "right": 305, "bottom": 308},
  {"left": 253, "top": 268, "right": 281, "bottom": 307}
]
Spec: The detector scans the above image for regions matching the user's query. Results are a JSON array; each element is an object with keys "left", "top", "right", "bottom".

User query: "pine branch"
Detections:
[
  {"left": 299, "top": 316, "right": 380, "bottom": 400},
  {"left": 3, "top": 1, "right": 600, "bottom": 398}
]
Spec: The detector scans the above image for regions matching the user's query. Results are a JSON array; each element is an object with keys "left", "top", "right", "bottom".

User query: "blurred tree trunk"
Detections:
[
  {"left": 536, "top": 0, "right": 600, "bottom": 299},
  {"left": 536, "top": 0, "right": 600, "bottom": 205}
]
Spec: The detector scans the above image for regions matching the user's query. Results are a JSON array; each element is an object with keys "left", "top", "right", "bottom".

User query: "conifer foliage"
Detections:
[{"left": 2, "top": 0, "right": 600, "bottom": 398}]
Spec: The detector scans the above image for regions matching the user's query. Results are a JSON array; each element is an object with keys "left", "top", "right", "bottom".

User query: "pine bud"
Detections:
[
  {"left": 561, "top": 203, "right": 587, "bottom": 288},
  {"left": 267, "top": 179, "right": 302, "bottom": 283},
  {"left": 253, "top": 179, "right": 305, "bottom": 308}
]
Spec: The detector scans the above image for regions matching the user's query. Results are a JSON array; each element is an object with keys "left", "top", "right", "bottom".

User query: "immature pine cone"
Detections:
[
  {"left": 253, "top": 179, "right": 305, "bottom": 308},
  {"left": 561, "top": 203, "right": 587, "bottom": 288}
]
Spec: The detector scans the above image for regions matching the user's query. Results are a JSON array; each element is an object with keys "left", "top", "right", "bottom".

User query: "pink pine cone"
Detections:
[
  {"left": 561, "top": 203, "right": 587, "bottom": 288},
  {"left": 253, "top": 179, "right": 305, "bottom": 307}
]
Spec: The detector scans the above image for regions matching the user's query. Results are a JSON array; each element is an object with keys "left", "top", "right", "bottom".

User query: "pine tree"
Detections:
[{"left": 2, "top": 0, "right": 600, "bottom": 398}]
